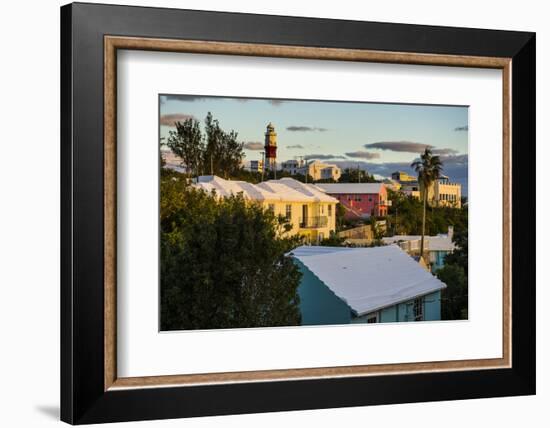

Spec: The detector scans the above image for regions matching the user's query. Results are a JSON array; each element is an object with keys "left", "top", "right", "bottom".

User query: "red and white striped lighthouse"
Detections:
[{"left": 264, "top": 122, "right": 277, "bottom": 171}]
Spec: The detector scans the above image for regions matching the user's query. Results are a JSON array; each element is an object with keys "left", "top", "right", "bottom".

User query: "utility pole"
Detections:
[{"left": 260, "top": 151, "right": 265, "bottom": 182}]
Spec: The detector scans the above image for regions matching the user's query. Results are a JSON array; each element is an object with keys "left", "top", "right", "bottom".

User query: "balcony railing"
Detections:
[{"left": 299, "top": 216, "right": 328, "bottom": 229}]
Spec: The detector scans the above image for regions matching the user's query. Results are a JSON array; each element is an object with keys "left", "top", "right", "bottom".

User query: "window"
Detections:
[
  {"left": 268, "top": 204, "right": 275, "bottom": 213},
  {"left": 368, "top": 196, "right": 373, "bottom": 202},
  {"left": 367, "top": 315, "right": 377, "bottom": 323},
  {"left": 285, "top": 204, "right": 292, "bottom": 220},
  {"left": 413, "top": 297, "right": 424, "bottom": 321},
  {"left": 328, "top": 204, "right": 332, "bottom": 217}
]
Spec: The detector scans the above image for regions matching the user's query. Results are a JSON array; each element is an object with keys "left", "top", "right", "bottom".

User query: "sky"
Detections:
[{"left": 160, "top": 95, "right": 469, "bottom": 194}]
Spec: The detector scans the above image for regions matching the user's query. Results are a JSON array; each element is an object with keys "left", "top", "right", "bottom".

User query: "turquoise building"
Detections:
[{"left": 292, "top": 245, "right": 446, "bottom": 325}]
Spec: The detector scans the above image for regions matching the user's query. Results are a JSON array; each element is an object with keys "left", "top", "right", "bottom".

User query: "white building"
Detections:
[
  {"left": 193, "top": 175, "right": 338, "bottom": 242},
  {"left": 382, "top": 226, "right": 456, "bottom": 271},
  {"left": 281, "top": 159, "right": 305, "bottom": 175}
]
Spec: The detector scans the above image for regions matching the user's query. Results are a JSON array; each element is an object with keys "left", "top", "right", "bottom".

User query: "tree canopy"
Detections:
[
  {"left": 165, "top": 112, "right": 244, "bottom": 178},
  {"left": 339, "top": 167, "right": 377, "bottom": 183},
  {"left": 385, "top": 189, "right": 468, "bottom": 237},
  {"left": 160, "top": 169, "right": 303, "bottom": 330},
  {"left": 437, "top": 228, "right": 468, "bottom": 320}
]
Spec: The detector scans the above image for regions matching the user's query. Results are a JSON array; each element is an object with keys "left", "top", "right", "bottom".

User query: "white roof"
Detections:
[
  {"left": 291, "top": 245, "right": 446, "bottom": 316},
  {"left": 382, "top": 234, "right": 455, "bottom": 252},
  {"left": 315, "top": 183, "right": 385, "bottom": 195},
  {"left": 194, "top": 175, "right": 338, "bottom": 203}
]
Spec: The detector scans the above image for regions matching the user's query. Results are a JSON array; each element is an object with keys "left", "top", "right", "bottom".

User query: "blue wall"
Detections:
[
  {"left": 296, "top": 260, "right": 353, "bottom": 325},
  {"left": 431, "top": 251, "right": 450, "bottom": 272},
  {"left": 368, "top": 291, "right": 442, "bottom": 323},
  {"left": 423, "top": 291, "right": 441, "bottom": 320}
]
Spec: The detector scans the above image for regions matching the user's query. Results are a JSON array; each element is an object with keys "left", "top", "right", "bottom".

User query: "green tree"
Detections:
[
  {"left": 411, "top": 148, "right": 443, "bottom": 257},
  {"left": 165, "top": 113, "right": 245, "bottom": 179},
  {"left": 437, "top": 264, "right": 468, "bottom": 320},
  {"left": 436, "top": 225, "right": 468, "bottom": 320},
  {"left": 203, "top": 112, "right": 244, "bottom": 178},
  {"left": 339, "top": 167, "right": 377, "bottom": 183},
  {"left": 160, "top": 169, "right": 303, "bottom": 330},
  {"left": 166, "top": 118, "right": 204, "bottom": 177},
  {"left": 369, "top": 216, "right": 385, "bottom": 245},
  {"left": 318, "top": 231, "right": 345, "bottom": 246},
  {"left": 444, "top": 228, "right": 468, "bottom": 274},
  {"left": 335, "top": 203, "right": 348, "bottom": 231}
]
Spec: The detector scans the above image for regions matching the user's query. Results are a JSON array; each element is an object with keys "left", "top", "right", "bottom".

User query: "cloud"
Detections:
[
  {"left": 455, "top": 125, "right": 469, "bottom": 131},
  {"left": 431, "top": 148, "right": 460, "bottom": 156},
  {"left": 330, "top": 154, "right": 469, "bottom": 194},
  {"left": 243, "top": 142, "right": 264, "bottom": 150},
  {"left": 286, "top": 144, "right": 305, "bottom": 149},
  {"left": 161, "top": 95, "right": 210, "bottom": 103},
  {"left": 344, "top": 151, "right": 381, "bottom": 160},
  {"left": 304, "top": 154, "right": 346, "bottom": 160},
  {"left": 364, "top": 141, "right": 432, "bottom": 153},
  {"left": 159, "top": 113, "right": 195, "bottom": 126},
  {"left": 439, "top": 154, "right": 468, "bottom": 165},
  {"left": 286, "top": 126, "right": 328, "bottom": 132}
]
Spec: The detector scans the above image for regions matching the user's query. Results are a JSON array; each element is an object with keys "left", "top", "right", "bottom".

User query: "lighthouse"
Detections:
[{"left": 264, "top": 122, "right": 277, "bottom": 171}]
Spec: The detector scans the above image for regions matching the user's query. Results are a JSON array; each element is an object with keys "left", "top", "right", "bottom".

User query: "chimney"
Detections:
[{"left": 448, "top": 225, "right": 454, "bottom": 240}]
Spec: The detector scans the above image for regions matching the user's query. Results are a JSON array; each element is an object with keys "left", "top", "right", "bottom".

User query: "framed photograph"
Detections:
[{"left": 60, "top": 2, "right": 535, "bottom": 424}]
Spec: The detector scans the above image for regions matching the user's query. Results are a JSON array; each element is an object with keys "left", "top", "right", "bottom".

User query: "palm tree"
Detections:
[{"left": 411, "top": 148, "right": 443, "bottom": 259}]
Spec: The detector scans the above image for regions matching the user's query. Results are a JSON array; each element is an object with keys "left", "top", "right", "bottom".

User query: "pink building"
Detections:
[{"left": 315, "top": 183, "right": 390, "bottom": 219}]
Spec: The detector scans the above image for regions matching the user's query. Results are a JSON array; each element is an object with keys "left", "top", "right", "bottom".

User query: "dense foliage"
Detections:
[
  {"left": 160, "top": 169, "right": 303, "bottom": 331},
  {"left": 437, "top": 228, "right": 468, "bottom": 320},
  {"left": 386, "top": 189, "right": 468, "bottom": 237},
  {"left": 339, "top": 167, "right": 377, "bottom": 183},
  {"left": 166, "top": 112, "right": 244, "bottom": 178}
]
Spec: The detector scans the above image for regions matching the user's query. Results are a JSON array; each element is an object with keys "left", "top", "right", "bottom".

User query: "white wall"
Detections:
[{"left": 0, "top": 0, "right": 546, "bottom": 427}]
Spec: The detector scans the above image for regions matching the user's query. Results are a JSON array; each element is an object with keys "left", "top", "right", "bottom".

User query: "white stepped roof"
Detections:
[
  {"left": 194, "top": 175, "right": 337, "bottom": 203},
  {"left": 291, "top": 245, "right": 446, "bottom": 316},
  {"left": 315, "top": 183, "right": 385, "bottom": 195}
]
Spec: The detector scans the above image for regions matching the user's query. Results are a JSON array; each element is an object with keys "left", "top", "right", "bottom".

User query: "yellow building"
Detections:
[
  {"left": 400, "top": 182, "right": 421, "bottom": 199},
  {"left": 391, "top": 171, "right": 417, "bottom": 182},
  {"left": 249, "top": 159, "right": 264, "bottom": 173},
  {"left": 300, "top": 160, "right": 342, "bottom": 182},
  {"left": 397, "top": 174, "right": 461, "bottom": 208},
  {"left": 422, "top": 176, "right": 462, "bottom": 208},
  {"left": 194, "top": 175, "right": 338, "bottom": 242}
]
